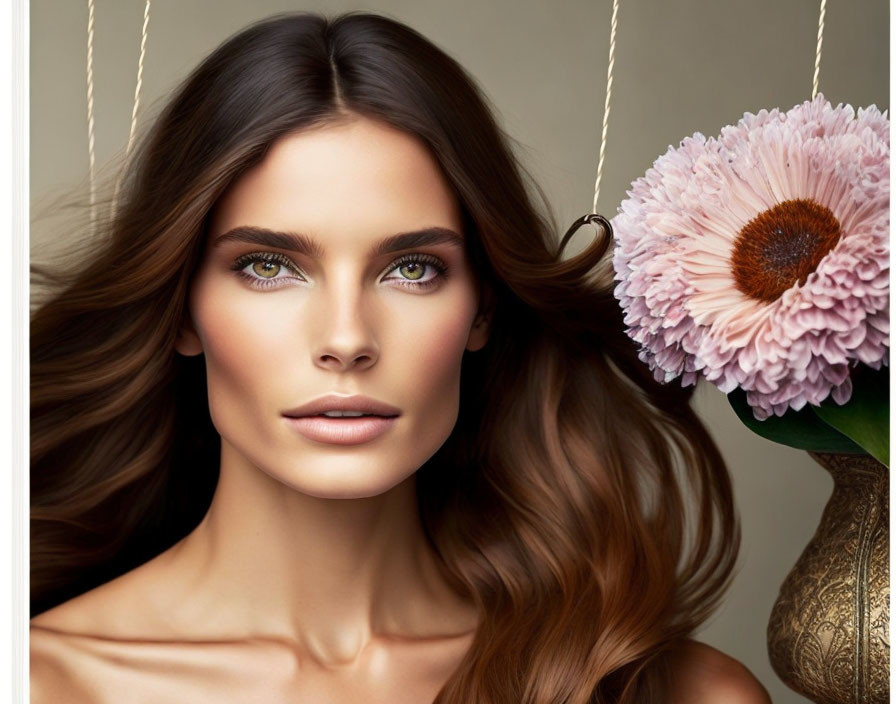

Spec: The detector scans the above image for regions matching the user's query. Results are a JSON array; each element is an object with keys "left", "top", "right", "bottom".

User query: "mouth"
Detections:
[{"left": 282, "top": 395, "right": 401, "bottom": 445}]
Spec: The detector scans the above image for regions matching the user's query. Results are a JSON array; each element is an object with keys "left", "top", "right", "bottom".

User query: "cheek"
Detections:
[
  {"left": 190, "top": 265, "right": 300, "bottom": 367},
  {"left": 415, "top": 311, "right": 471, "bottom": 379},
  {"left": 188, "top": 275, "right": 289, "bottom": 426},
  {"left": 200, "top": 307, "right": 277, "bottom": 373},
  {"left": 391, "top": 290, "right": 477, "bottom": 417}
]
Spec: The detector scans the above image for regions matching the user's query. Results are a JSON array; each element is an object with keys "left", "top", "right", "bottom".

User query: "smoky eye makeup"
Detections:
[{"left": 228, "top": 250, "right": 451, "bottom": 291}]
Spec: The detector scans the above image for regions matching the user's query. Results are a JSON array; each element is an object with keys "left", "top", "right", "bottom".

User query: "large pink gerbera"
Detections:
[{"left": 611, "top": 94, "right": 889, "bottom": 420}]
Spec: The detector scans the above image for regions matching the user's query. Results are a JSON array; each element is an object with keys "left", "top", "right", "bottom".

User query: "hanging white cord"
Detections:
[
  {"left": 111, "top": 0, "right": 152, "bottom": 218},
  {"left": 811, "top": 0, "right": 826, "bottom": 99},
  {"left": 87, "top": 0, "right": 152, "bottom": 223},
  {"left": 86, "top": 0, "right": 97, "bottom": 234},
  {"left": 591, "top": 0, "right": 619, "bottom": 214},
  {"left": 126, "top": 0, "right": 152, "bottom": 157}
]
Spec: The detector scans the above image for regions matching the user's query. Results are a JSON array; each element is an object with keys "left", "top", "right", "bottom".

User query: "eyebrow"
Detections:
[{"left": 213, "top": 225, "right": 465, "bottom": 258}]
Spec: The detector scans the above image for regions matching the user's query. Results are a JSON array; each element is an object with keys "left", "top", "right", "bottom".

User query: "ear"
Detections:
[
  {"left": 174, "top": 310, "right": 204, "bottom": 357},
  {"left": 465, "top": 286, "right": 493, "bottom": 352}
]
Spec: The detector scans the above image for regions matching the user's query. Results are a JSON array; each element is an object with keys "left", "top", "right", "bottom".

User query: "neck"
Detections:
[{"left": 159, "top": 440, "right": 476, "bottom": 663}]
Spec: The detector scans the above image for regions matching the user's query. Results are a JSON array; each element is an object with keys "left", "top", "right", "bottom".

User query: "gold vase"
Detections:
[{"left": 767, "top": 451, "right": 889, "bottom": 704}]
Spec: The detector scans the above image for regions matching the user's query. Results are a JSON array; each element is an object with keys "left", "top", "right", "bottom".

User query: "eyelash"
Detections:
[{"left": 230, "top": 251, "right": 449, "bottom": 291}]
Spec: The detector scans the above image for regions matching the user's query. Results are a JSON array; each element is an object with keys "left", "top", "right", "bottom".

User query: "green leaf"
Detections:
[
  {"left": 727, "top": 386, "right": 866, "bottom": 455},
  {"left": 810, "top": 364, "right": 889, "bottom": 467}
]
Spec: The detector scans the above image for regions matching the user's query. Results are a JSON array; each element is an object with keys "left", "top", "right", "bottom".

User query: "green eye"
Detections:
[
  {"left": 383, "top": 254, "right": 448, "bottom": 290},
  {"left": 232, "top": 251, "right": 304, "bottom": 289},
  {"left": 252, "top": 261, "right": 282, "bottom": 278},
  {"left": 399, "top": 262, "right": 425, "bottom": 280}
]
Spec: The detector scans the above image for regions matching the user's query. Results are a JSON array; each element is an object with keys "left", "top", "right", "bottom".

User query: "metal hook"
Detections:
[{"left": 558, "top": 213, "right": 613, "bottom": 258}]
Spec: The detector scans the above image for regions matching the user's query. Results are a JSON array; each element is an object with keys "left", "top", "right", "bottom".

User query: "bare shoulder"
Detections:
[
  {"left": 28, "top": 559, "right": 177, "bottom": 704},
  {"left": 30, "top": 546, "right": 181, "bottom": 638},
  {"left": 30, "top": 591, "right": 98, "bottom": 699},
  {"left": 30, "top": 621, "right": 95, "bottom": 704},
  {"left": 667, "top": 639, "right": 772, "bottom": 704}
]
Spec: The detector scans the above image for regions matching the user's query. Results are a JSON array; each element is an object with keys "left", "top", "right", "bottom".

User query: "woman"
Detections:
[{"left": 30, "top": 11, "right": 770, "bottom": 703}]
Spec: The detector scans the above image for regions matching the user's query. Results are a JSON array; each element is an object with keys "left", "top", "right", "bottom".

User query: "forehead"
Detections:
[{"left": 209, "top": 117, "right": 463, "bottom": 244}]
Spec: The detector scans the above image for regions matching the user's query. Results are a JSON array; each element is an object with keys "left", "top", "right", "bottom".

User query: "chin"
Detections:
[{"left": 264, "top": 458, "right": 422, "bottom": 500}]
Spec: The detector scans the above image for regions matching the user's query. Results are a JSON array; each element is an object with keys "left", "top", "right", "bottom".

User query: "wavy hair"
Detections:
[{"left": 31, "top": 12, "right": 740, "bottom": 703}]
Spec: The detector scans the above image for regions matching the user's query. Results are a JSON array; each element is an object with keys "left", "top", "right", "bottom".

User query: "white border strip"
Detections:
[{"left": 9, "top": 0, "right": 29, "bottom": 701}]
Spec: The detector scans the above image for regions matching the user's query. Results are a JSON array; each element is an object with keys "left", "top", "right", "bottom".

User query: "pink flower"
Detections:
[{"left": 611, "top": 95, "right": 889, "bottom": 420}]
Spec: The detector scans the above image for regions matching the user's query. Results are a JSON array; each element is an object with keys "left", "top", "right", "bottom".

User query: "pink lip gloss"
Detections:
[{"left": 284, "top": 415, "right": 398, "bottom": 445}]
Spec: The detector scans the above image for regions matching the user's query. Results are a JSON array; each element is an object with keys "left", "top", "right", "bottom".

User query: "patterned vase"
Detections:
[{"left": 767, "top": 451, "right": 889, "bottom": 704}]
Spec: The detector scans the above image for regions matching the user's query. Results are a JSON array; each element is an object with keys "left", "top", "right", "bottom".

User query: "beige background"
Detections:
[{"left": 30, "top": 1, "right": 889, "bottom": 702}]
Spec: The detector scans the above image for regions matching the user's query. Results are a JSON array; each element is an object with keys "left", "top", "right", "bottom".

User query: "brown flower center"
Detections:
[{"left": 730, "top": 198, "right": 842, "bottom": 303}]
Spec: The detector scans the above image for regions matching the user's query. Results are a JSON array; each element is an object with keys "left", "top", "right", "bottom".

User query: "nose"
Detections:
[{"left": 311, "top": 281, "right": 379, "bottom": 373}]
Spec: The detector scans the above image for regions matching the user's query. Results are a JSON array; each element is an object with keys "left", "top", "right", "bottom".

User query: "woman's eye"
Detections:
[
  {"left": 383, "top": 255, "right": 448, "bottom": 289},
  {"left": 232, "top": 252, "right": 304, "bottom": 288}
]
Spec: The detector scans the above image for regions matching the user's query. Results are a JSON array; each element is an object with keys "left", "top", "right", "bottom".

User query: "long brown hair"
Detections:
[{"left": 31, "top": 12, "right": 740, "bottom": 703}]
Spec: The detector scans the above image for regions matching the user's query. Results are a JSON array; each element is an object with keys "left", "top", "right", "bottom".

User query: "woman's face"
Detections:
[{"left": 178, "top": 117, "right": 489, "bottom": 499}]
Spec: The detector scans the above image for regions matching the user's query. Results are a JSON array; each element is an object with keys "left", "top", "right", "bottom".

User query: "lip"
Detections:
[
  {"left": 283, "top": 415, "right": 398, "bottom": 445},
  {"left": 282, "top": 394, "right": 402, "bottom": 418}
]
